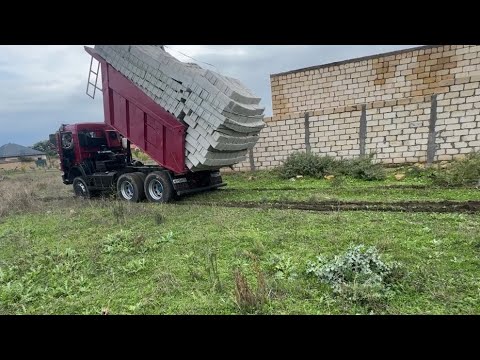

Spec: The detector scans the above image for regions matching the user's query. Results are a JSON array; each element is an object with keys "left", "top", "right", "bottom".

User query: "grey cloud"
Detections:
[
  {"left": 0, "top": 82, "right": 103, "bottom": 146},
  {"left": 0, "top": 45, "right": 417, "bottom": 146}
]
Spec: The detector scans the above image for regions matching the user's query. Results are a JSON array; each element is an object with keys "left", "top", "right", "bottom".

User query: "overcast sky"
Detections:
[{"left": 0, "top": 45, "right": 417, "bottom": 147}]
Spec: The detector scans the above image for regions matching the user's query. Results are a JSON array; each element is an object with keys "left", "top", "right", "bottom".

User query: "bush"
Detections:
[
  {"left": 277, "top": 152, "right": 386, "bottom": 181},
  {"left": 432, "top": 152, "right": 480, "bottom": 187},
  {"left": 306, "top": 244, "right": 402, "bottom": 310},
  {"left": 337, "top": 155, "right": 387, "bottom": 181},
  {"left": 277, "top": 152, "right": 336, "bottom": 179},
  {"left": 266, "top": 254, "right": 298, "bottom": 280}
]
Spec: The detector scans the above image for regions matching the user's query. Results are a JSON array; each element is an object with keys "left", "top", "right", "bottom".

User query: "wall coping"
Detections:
[{"left": 270, "top": 45, "right": 446, "bottom": 78}]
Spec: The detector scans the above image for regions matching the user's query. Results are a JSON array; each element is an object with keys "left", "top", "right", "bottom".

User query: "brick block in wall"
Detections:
[
  {"left": 462, "top": 122, "right": 477, "bottom": 129},
  {"left": 446, "top": 148, "right": 460, "bottom": 155}
]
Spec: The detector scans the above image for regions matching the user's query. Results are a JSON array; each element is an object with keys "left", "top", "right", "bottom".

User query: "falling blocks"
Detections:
[{"left": 94, "top": 45, "right": 265, "bottom": 171}]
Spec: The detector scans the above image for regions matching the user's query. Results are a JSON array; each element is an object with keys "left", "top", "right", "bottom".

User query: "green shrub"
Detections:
[
  {"left": 432, "top": 152, "right": 480, "bottom": 187},
  {"left": 306, "top": 244, "right": 402, "bottom": 310},
  {"left": 405, "top": 165, "right": 429, "bottom": 178},
  {"left": 336, "top": 155, "right": 386, "bottom": 181},
  {"left": 277, "top": 152, "right": 336, "bottom": 179},
  {"left": 266, "top": 254, "right": 298, "bottom": 280},
  {"left": 277, "top": 152, "right": 386, "bottom": 181}
]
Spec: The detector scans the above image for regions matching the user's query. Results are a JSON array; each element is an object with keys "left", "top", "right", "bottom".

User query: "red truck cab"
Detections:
[{"left": 56, "top": 122, "right": 126, "bottom": 185}]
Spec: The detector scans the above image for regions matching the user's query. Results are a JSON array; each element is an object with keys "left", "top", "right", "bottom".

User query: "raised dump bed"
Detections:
[
  {"left": 85, "top": 46, "right": 187, "bottom": 174},
  {"left": 90, "top": 45, "right": 266, "bottom": 172}
]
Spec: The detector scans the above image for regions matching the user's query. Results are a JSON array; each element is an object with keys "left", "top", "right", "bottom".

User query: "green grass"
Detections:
[
  {"left": 1, "top": 200, "right": 480, "bottom": 314},
  {"left": 1, "top": 169, "right": 479, "bottom": 314},
  {"left": 183, "top": 171, "right": 480, "bottom": 203}
]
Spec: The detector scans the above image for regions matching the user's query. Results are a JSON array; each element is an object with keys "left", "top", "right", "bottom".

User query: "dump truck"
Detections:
[{"left": 51, "top": 46, "right": 229, "bottom": 203}]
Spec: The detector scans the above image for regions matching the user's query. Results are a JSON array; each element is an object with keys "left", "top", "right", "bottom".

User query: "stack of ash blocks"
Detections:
[{"left": 94, "top": 45, "right": 266, "bottom": 171}]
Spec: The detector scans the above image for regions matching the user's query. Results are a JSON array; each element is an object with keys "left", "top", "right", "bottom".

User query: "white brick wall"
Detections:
[{"left": 231, "top": 45, "right": 480, "bottom": 171}]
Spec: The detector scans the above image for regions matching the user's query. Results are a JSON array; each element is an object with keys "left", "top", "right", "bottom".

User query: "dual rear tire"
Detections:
[
  {"left": 117, "top": 172, "right": 145, "bottom": 202},
  {"left": 144, "top": 171, "right": 174, "bottom": 203},
  {"left": 116, "top": 171, "right": 174, "bottom": 203}
]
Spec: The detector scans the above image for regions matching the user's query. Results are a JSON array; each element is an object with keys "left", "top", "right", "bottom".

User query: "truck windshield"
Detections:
[{"left": 78, "top": 130, "right": 107, "bottom": 148}]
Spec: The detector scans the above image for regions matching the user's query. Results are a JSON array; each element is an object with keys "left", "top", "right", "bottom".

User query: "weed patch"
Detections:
[
  {"left": 306, "top": 244, "right": 403, "bottom": 312},
  {"left": 277, "top": 152, "right": 386, "bottom": 181}
]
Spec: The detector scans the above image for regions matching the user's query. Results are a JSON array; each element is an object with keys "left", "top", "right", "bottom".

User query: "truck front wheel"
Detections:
[
  {"left": 73, "top": 177, "right": 91, "bottom": 199},
  {"left": 117, "top": 173, "right": 144, "bottom": 202},
  {"left": 144, "top": 171, "right": 174, "bottom": 203}
]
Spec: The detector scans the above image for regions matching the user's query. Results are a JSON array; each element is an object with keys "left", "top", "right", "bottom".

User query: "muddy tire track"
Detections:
[{"left": 177, "top": 199, "right": 480, "bottom": 213}]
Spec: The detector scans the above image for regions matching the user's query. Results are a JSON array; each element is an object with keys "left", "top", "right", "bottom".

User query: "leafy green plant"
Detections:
[
  {"left": 405, "top": 165, "right": 430, "bottom": 178},
  {"left": 336, "top": 154, "right": 386, "bottom": 181},
  {"left": 102, "top": 229, "right": 174, "bottom": 255},
  {"left": 277, "top": 152, "right": 336, "bottom": 179},
  {"left": 329, "top": 175, "right": 346, "bottom": 188},
  {"left": 267, "top": 254, "right": 297, "bottom": 280},
  {"left": 102, "top": 230, "right": 135, "bottom": 254},
  {"left": 277, "top": 152, "right": 386, "bottom": 181},
  {"left": 148, "top": 231, "right": 174, "bottom": 249},
  {"left": 121, "top": 258, "right": 146, "bottom": 274},
  {"left": 306, "top": 244, "right": 402, "bottom": 310},
  {"left": 432, "top": 152, "right": 480, "bottom": 186}
]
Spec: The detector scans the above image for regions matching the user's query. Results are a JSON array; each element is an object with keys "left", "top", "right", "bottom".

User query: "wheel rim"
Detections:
[
  {"left": 120, "top": 180, "right": 135, "bottom": 200},
  {"left": 148, "top": 179, "right": 164, "bottom": 201},
  {"left": 75, "top": 182, "right": 87, "bottom": 197}
]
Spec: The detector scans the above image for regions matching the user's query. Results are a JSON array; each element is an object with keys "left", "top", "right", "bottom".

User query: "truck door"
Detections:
[{"left": 59, "top": 131, "right": 75, "bottom": 172}]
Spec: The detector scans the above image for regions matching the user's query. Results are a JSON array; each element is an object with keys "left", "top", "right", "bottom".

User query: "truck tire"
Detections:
[
  {"left": 132, "top": 171, "right": 146, "bottom": 183},
  {"left": 131, "top": 172, "right": 146, "bottom": 200},
  {"left": 117, "top": 173, "right": 144, "bottom": 202},
  {"left": 73, "top": 177, "right": 91, "bottom": 199},
  {"left": 144, "top": 171, "right": 174, "bottom": 203}
]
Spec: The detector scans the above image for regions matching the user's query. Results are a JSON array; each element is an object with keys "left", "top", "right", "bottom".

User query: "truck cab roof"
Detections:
[{"left": 61, "top": 123, "right": 113, "bottom": 133}]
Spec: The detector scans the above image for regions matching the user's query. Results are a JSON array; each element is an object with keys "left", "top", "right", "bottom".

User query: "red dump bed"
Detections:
[{"left": 85, "top": 46, "right": 187, "bottom": 174}]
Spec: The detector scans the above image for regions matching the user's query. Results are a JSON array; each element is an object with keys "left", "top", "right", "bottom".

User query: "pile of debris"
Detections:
[{"left": 94, "top": 45, "right": 265, "bottom": 171}]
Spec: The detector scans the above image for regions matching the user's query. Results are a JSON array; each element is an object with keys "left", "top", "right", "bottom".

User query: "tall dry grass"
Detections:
[{"left": 0, "top": 170, "right": 72, "bottom": 218}]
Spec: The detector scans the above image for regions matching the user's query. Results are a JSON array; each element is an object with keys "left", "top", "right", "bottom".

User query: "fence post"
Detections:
[
  {"left": 249, "top": 148, "right": 256, "bottom": 172},
  {"left": 304, "top": 112, "right": 311, "bottom": 154},
  {"left": 426, "top": 94, "right": 438, "bottom": 166},
  {"left": 359, "top": 105, "right": 367, "bottom": 156}
]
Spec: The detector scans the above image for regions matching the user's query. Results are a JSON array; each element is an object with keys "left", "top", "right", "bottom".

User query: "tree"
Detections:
[{"left": 31, "top": 139, "right": 57, "bottom": 157}]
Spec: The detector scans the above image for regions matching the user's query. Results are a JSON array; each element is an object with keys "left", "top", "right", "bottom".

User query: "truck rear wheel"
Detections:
[
  {"left": 117, "top": 173, "right": 145, "bottom": 202},
  {"left": 131, "top": 172, "right": 146, "bottom": 201},
  {"left": 132, "top": 172, "right": 146, "bottom": 184},
  {"left": 144, "top": 171, "right": 174, "bottom": 203},
  {"left": 73, "top": 177, "right": 91, "bottom": 199}
]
